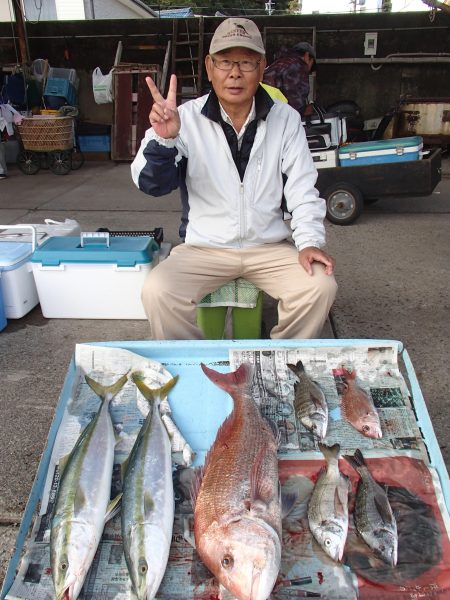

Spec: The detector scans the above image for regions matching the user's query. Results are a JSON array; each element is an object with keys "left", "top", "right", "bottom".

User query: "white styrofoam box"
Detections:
[
  {"left": 0, "top": 226, "right": 39, "bottom": 319},
  {"left": 0, "top": 219, "right": 81, "bottom": 246},
  {"left": 311, "top": 147, "right": 338, "bottom": 170},
  {"left": 31, "top": 234, "right": 160, "bottom": 319}
]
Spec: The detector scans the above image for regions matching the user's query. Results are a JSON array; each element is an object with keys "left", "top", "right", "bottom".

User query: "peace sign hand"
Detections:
[{"left": 146, "top": 74, "right": 181, "bottom": 140}]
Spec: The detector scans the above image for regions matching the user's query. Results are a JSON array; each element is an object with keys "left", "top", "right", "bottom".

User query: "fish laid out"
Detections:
[
  {"left": 121, "top": 374, "right": 179, "bottom": 599},
  {"left": 344, "top": 449, "right": 398, "bottom": 566},
  {"left": 341, "top": 369, "right": 382, "bottom": 439},
  {"left": 50, "top": 373, "right": 128, "bottom": 600},
  {"left": 193, "top": 362, "right": 282, "bottom": 600},
  {"left": 287, "top": 360, "right": 328, "bottom": 440},
  {"left": 308, "top": 443, "right": 351, "bottom": 562}
]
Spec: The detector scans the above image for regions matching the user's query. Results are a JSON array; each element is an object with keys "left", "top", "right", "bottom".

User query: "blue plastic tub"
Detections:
[{"left": 0, "top": 278, "right": 6, "bottom": 331}]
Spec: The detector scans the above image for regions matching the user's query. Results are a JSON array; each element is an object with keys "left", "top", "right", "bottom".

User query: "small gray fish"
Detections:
[
  {"left": 308, "top": 443, "right": 350, "bottom": 562},
  {"left": 344, "top": 449, "right": 398, "bottom": 566},
  {"left": 287, "top": 361, "right": 328, "bottom": 440}
]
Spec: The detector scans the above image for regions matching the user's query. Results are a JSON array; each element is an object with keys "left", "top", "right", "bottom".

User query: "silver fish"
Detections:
[
  {"left": 308, "top": 443, "right": 350, "bottom": 562},
  {"left": 287, "top": 360, "right": 328, "bottom": 439},
  {"left": 344, "top": 449, "right": 398, "bottom": 566},
  {"left": 122, "top": 374, "right": 178, "bottom": 599},
  {"left": 50, "top": 373, "right": 127, "bottom": 600}
]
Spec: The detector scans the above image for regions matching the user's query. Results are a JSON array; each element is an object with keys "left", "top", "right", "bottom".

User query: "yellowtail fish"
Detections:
[
  {"left": 50, "top": 373, "right": 127, "bottom": 600},
  {"left": 122, "top": 374, "right": 179, "bottom": 599}
]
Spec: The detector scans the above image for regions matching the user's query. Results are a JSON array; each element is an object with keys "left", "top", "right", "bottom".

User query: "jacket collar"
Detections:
[{"left": 201, "top": 85, "right": 273, "bottom": 124}]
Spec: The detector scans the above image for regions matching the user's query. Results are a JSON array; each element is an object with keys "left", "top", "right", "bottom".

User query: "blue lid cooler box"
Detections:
[
  {"left": 31, "top": 233, "right": 160, "bottom": 319},
  {"left": 0, "top": 225, "right": 40, "bottom": 319},
  {"left": 338, "top": 136, "right": 423, "bottom": 167}
]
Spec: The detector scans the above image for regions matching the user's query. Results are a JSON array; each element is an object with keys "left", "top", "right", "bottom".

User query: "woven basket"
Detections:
[{"left": 16, "top": 116, "right": 73, "bottom": 152}]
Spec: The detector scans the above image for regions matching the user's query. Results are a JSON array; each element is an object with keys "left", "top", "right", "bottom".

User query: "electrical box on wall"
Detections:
[{"left": 364, "top": 32, "right": 378, "bottom": 56}]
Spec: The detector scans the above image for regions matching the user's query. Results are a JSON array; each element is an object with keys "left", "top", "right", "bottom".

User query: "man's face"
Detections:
[{"left": 205, "top": 48, "right": 266, "bottom": 109}]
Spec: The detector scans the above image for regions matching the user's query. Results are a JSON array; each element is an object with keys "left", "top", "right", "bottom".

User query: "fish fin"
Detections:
[
  {"left": 334, "top": 480, "right": 349, "bottom": 517},
  {"left": 318, "top": 442, "right": 340, "bottom": 461},
  {"left": 287, "top": 360, "right": 305, "bottom": 379},
  {"left": 84, "top": 372, "right": 129, "bottom": 400},
  {"left": 131, "top": 373, "right": 179, "bottom": 403},
  {"left": 264, "top": 415, "right": 280, "bottom": 444},
  {"left": 200, "top": 362, "right": 254, "bottom": 394},
  {"left": 281, "top": 489, "right": 298, "bottom": 518},
  {"left": 190, "top": 466, "right": 204, "bottom": 509},
  {"left": 341, "top": 368, "right": 356, "bottom": 381},
  {"left": 374, "top": 490, "right": 394, "bottom": 524},
  {"left": 144, "top": 491, "right": 154, "bottom": 519},
  {"left": 250, "top": 446, "right": 273, "bottom": 506},
  {"left": 105, "top": 493, "right": 122, "bottom": 523}
]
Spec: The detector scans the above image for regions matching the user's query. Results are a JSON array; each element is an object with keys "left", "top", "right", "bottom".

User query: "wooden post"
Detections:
[{"left": 12, "top": 0, "right": 30, "bottom": 64}]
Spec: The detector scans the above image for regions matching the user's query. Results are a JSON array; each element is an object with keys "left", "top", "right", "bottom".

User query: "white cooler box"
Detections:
[
  {"left": 0, "top": 220, "right": 81, "bottom": 319},
  {"left": 31, "top": 232, "right": 160, "bottom": 319},
  {"left": 311, "top": 146, "right": 338, "bottom": 169}
]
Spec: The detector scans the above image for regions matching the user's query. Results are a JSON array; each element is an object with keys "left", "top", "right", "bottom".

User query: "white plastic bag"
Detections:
[{"left": 92, "top": 67, "right": 113, "bottom": 104}]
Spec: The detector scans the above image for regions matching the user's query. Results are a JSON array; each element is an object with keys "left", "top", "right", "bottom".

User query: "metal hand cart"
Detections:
[{"left": 15, "top": 115, "right": 81, "bottom": 175}]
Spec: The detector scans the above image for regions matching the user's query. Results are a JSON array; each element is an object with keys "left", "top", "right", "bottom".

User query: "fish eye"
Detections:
[
  {"left": 362, "top": 425, "right": 370, "bottom": 433},
  {"left": 139, "top": 559, "right": 148, "bottom": 575},
  {"left": 60, "top": 562, "right": 68, "bottom": 571},
  {"left": 325, "top": 539, "right": 331, "bottom": 547},
  {"left": 221, "top": 554, "right": 234, "bottom": 570}
]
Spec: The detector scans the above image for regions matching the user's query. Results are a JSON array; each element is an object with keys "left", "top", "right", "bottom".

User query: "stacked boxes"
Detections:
[{"left": 44, "top": 68, "right": 79, "bottom": 108}]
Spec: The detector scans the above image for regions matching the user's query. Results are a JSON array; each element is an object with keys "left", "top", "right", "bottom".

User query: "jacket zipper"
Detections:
[{"left": 239, "top": 182, "right": 245, "bottom": 247}]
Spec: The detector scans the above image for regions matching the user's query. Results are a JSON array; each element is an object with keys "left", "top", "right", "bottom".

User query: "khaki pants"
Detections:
[{"left": 141, "top": 241, "right": 337, "bottom": 340}]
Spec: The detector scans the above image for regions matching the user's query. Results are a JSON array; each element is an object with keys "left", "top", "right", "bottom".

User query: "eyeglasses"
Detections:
[{"left": 211, "top": 58, "right": 261, "bottom": 72}]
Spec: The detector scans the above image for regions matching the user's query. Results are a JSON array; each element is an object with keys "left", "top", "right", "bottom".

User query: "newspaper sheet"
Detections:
[
  {"left": 5, "top": 342, "right": 450, "bottom": 600},
  {"left": 229, "top": 344, "right": 427, "bottom": 459}
]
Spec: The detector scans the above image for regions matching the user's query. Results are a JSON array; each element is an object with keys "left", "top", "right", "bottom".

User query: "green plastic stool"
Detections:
[{"left": 197, "top": 282, "right": 263, "bottom": 340}]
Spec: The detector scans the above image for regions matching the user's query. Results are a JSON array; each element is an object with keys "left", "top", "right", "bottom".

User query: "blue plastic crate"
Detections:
[
  {"left": 78, "top": 135, "right": 111, "bottom": 152},
  {"left": 44, "top": 77, "right": 77, "bottom": 106}
]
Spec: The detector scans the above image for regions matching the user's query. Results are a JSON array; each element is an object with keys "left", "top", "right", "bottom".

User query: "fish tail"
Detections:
[
  {"left": 200, "top": 362, "right": 253, "bottom": 394},
  {"left": 286, "top": 360, "right": 305, "bottom": 378},
  {"left": 318, "top": 442, "right": 340, "bottom": 461},
  {"left": 343, "top": 449, "right": 369, "bottom": 477},
  {"left": 131, "top": 373, "right": 179, "bottom": 403},
  {"left": 342, "top": 368, "right": 356, "bottom": 380},
  {"left": 84, "top": 372, "right": 129, "bottom": 401}
]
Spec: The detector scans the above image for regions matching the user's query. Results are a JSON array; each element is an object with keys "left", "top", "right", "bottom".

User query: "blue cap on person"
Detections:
[{"left": 209, "top": 18, "right": 266, "bottom": 55}]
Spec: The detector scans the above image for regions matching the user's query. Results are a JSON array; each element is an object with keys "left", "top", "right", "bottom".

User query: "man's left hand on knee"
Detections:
[{"left": 298, "top": 246, "right": 335, "bottom": 276}]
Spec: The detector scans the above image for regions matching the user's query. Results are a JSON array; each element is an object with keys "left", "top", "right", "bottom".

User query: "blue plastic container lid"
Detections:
[
  {"left": 339, "top": 136, "right": 423, "bottom": 155},
  {"left": 0, "top": 241, "right": 33, "bottom": 270},
  {"left": 31, "top": 236, "right": 159, "bottom": 267}
]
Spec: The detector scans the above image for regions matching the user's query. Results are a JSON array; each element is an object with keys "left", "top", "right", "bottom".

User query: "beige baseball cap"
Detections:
[{"left": 209, "top": 18, "right": 265, "bottom": 55}]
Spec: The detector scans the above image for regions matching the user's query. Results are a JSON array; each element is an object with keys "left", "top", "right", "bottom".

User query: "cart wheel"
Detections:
[
  {"left": 17, "top": 151, "right": 40, "bottom": 175},
  {"left": 324, "top": 182, "right": 363, "bottom": 225},
  {"left": 49, "top": 151, "right": 72, "bottom": 175},
  {"left": 71, "top": 147, "right": 85, "bottom": 170}
]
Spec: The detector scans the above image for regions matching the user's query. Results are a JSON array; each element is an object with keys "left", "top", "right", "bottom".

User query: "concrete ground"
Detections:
[{"left": 0, "top": 155, "right": 449, "bottom": 590}]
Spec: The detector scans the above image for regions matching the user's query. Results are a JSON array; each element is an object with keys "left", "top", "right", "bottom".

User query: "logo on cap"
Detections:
[{"left": 223, "top": 23, "right": 251, "bottom": 39}]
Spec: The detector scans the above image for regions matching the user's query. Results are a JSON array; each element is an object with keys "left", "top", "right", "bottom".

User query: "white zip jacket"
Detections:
[{"left": 131, "top": 90, "right": 326, "bottom": 251}]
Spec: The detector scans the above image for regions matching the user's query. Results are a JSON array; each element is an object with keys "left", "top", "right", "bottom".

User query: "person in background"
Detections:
[
  {"left": 131, "top": 18, "right": 336, "bottom": 341},
  {"left": 263, "top": 41, "right": 316, "bottom": 117}
]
